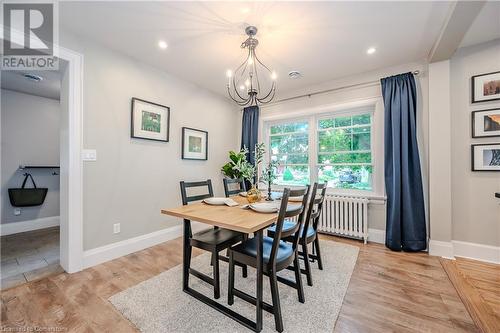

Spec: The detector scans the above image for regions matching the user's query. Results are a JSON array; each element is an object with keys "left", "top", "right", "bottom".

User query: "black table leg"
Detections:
[
  {"left": 183, "top": 219, "right": 192, "bottom": 291},
  {"left": 255, "top": 229, "right": 263, "bottom": 332}
]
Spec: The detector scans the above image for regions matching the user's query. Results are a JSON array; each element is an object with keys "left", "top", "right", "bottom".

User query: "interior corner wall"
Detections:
[
  {"left": 428, "top": 60, "right": 453, "bottom": 245},
  {"left": 59, "top": 32, "right": 240, "bottom": 251},
  {"left": 449, "top": 39, "right": 500, "bottom": 247},
  {"left": 1, "top": 89, "right": 61, "bottom": 225}
]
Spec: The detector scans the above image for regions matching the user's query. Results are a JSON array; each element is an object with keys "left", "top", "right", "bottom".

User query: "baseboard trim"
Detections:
[
  {"left": 429, "top": 239, "right": 499, "bottom": 264},
  {"left": 82, "top": 222, "right": 209, "bottom": 269},
  {"left": 0, "top": 216, "right": 60, "bottom": 236},
  {"left": 452, "top": 240, "right": 500, "bottom": 264},
  {"left": 368, "top": 228, "right": 385, "bottom": 244},
  {"left": 429, "top": 240, "right": 455, "bottom": 259}
]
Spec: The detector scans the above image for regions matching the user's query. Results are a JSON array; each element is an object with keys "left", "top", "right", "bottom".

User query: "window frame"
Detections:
[
  {"left": 262, "top": 102, "right": 384, "bottom": 198},
  {"left": 264, "top": 116, "right": 312, "bottom": 187}
]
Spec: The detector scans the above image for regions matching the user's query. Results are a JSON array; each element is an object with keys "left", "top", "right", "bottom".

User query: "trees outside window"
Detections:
[{"left": 266, "top": 110, "right": 374, "bottom": 192}]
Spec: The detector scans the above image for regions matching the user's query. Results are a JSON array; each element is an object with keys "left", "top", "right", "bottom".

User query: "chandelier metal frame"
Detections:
[{"left": 226, "top": 26, "right": 276, "bottom": 106}]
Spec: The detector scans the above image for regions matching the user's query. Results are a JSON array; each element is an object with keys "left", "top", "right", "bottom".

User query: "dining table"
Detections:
[{"left": 161, "top": 195, "right": 280, "bottom": 332}]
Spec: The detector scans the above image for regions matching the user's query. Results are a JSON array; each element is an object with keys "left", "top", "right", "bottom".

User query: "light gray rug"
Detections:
[{"left": 109, "top": 240, "right": 359, "bottom": 333}]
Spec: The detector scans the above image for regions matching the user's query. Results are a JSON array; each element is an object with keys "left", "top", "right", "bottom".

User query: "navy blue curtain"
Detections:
[
  {"left": 381, "top": 72, "right": 426, "bottom": 252},
  {"left": 241, "top": 105, "right": 259, "bottom": 165}
]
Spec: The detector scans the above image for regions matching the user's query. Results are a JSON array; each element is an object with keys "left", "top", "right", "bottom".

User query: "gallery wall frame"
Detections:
[
  {"left": 181, "top": 127, "right": 208, "bottom": 160},
  {"left": 471, "top": 108, "right": 500, "bottom": 138},
  {"left": 131, "top": 97, "right": 170, "bottom": 142},
  {"left": 471, "top": 71, "right": 500, "bottom": 104},
  {"left": 471, "top": 143, "right": 500, "bottom": 172}
]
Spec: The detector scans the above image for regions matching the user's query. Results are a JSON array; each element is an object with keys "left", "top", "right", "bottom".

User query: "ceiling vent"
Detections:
[
  {"left": 22, "top": 73, "right": 44, "bottom": 82},
  {"left": 288, "top": 71, "right": 302, "bottom": 79}
]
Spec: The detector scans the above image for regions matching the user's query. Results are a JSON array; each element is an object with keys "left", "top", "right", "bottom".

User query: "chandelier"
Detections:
[{"left": 226, "top": 26, "right": 276, "bottom": 106}]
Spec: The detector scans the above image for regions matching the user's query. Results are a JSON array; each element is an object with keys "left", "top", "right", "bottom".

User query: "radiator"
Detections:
[{"left": 318, "top": 195, "right": 369, "bottom": 244}]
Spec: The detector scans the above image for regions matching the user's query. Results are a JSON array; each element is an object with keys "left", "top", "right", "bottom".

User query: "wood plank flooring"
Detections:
[
  {"left": 441, "top": 257, "right": 499, "bottom": 333},
  {"left": 0, "top": 235, "right": 484, "bottom": 332}
]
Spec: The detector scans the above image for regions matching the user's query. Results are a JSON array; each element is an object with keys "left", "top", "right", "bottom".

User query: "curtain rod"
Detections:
[{"left": 266, "top": 70, "right": 421, "bottom": 106}]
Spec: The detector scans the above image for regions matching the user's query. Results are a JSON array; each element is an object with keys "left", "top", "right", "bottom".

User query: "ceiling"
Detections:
[
  {"left": 459, "top": 1, "right": 500, "bottom": 48},
  {"left": 60, "top": 1, "right": 458, "bottom": 99},
  {"left": 1, "top": 65, "right": 64, "bottom": 100}
]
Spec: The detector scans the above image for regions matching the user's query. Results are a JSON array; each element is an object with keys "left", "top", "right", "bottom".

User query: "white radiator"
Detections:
[{"left": 318, "top": 195, "right": 369, "bottom": 244}]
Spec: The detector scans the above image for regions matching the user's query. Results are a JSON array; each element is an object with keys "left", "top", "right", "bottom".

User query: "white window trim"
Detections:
[{"left": 262, "top": 100, "right": 385, "bottom": 199}]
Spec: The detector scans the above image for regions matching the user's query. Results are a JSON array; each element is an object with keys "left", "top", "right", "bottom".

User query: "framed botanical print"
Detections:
[
  {"left": 471, "top": 143, "right": 500, "bottom": 171},
  {"left": 471, "top": 71, "right": 500, "bottom": 103},
  {"left": 472, "top": 108, "right": 500, "bottom": 138},
  {"left": 182, "top": 127, "right": 208, "bottom": 160},
  {"left": 131, "top": 98, "right": 170, "bottom": 142}
]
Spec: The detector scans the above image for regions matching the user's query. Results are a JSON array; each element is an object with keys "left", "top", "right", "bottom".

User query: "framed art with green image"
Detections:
[{"left": 131, "top": 97, "right": 170, "bottom": 142}]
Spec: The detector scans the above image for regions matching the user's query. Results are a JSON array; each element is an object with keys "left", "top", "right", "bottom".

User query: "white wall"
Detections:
[
  {"left": 450, "top": 39, "right": 500, "bottom": 247},
  {"left": 60, "top": 32, "right": 239, "bottom": 251},
  {"left": 259, "top": 62, "right": 430, "bottom": 234},
  {"left": 1, "top": 89, "right": 60, "bottom": 224}
]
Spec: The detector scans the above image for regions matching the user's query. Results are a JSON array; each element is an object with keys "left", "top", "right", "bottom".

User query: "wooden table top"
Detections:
[{"left": 161, "top": 196, "right": 279, "bottom": 233}]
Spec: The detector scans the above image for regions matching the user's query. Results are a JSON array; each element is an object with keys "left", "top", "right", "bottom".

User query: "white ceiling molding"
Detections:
[{"left": 428, "top": 1, "right": 486, "bottom": 63}]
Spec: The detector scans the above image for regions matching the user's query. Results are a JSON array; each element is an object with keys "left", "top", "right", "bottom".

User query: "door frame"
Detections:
[{"left": 4, "top": 26, "right": 84, "bottom": 273}]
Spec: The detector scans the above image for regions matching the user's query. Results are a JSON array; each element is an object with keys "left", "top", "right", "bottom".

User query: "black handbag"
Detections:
[{"left": 8, "top": 173, "right": 48, "bottom": 207}]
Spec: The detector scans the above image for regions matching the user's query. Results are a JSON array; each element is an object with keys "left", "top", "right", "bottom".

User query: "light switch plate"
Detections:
[
  {"left": 113, "top": 223, "right": 120, "bottom": 234},
  {"left": 14, "top": 208, "right": 21, "bottom": 216},
  {"left": 82, "top": 149, "right": 97, "bottom": 161}
]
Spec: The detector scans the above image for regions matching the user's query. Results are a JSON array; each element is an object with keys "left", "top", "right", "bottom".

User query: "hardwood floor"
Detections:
[
  {"left": 441, "top": 257, "right": 500, "bottom": 333},
  {"left": 0, "top": 235, "right": 484, "bottom": 332}
]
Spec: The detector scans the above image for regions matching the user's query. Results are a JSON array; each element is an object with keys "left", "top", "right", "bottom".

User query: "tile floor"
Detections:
[{"left": 1, "top": 227, "right": 63, "bottom": 290}]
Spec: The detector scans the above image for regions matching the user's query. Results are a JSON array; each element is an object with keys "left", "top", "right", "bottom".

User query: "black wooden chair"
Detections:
[
  {"left": 180, "top": 179, "right": 247, "bottom": 299},
  {"left": 223, "top": 178, "right": 247, "bottom": 197},
  {"left": 227, "top": 186, "right": 310, "bottom": 332},
  {"left": 268, "top": 182, "right": 327, "bottom": 286}
]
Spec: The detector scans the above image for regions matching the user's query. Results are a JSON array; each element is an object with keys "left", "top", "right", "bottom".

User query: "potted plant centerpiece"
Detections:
[{"left": 221, "top": 143, "right": 266, "bottom": 203}]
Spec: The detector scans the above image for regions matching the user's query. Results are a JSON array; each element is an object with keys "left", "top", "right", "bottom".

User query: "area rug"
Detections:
[{"left": 109, "top": 240, "right": 359, "bottom": 333}]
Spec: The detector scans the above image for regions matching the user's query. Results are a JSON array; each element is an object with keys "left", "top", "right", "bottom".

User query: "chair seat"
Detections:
[
  {"left": 192, "top": 228, "right": 243, "bottom": 245},
  {"left": 268, "top": 221, "right": 316, "bottom": 240},
  {"left": 231, "top": 236, "right": 294, "bottom": 264},
  {"left": 267, "top": 219, "right": 296, "bottom": 234}
]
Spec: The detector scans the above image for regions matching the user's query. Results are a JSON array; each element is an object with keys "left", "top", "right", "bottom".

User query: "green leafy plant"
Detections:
[
  {"left": 221, "top": 143, "right": 267, "bottom": 187},
  {"left": 221, "top": 148, "right": 248, "bottom": 179}
]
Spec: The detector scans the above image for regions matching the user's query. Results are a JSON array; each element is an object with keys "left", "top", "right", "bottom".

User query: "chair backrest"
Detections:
[
  {"left": 223, "top": 178, "right": 247, "bottom": 197},
  {"left": 302, "top": 183, "right": 327, "bottom": 238},
  {"left": 269, "top": 186, "right": 310, "bottom": 267},
  {"left": 180, "top": 180, "right": 214, "bottom": 206}
]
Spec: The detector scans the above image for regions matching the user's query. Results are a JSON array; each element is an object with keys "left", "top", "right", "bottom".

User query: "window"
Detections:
[
  {"left": 317, "top": 113, "right": 372, "bottom": 191},
  {"left": 269, "top": 120, "right": 310, "bottom": 186},
  {"left": 265, "top": 107, "right": 376, "bottom": 193}
]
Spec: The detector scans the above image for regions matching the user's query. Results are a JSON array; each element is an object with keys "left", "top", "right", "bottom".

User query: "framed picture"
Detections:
[
  {"left": 471, "top": 143, "right": 500, "bottom": 171},
  {"left": 472, "top": 108, "right": 500, "bottom": 138},
  {"left": 182, "top": 127, "right": 208, "bottom": 160},
  {"left": 471, "top": 71, "right": 500, "bottom": 103},
  {"left": 131, "top": 98, "right": 170, "bottom": 142}
]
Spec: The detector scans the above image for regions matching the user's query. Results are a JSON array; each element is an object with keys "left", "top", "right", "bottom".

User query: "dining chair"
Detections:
[
  {"left": 180, "top": 179, "right": 247, "bottom": 299},
  {"left": 267, "top": 182, "right": 327, "bottom": 286},
  {"left": 227, "top": 186, "right": 310, "bottom": 332},
  {"left": 223, "top": 178, "right": 246, "bottom": 197}
]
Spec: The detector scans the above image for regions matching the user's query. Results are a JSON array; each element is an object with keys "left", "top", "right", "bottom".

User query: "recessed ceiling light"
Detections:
[
  {"left": 241, "top": 7, "right": 250, "bottom": 14},
  {"left": 158, "top": 40, "right": 168, "bottom": 50},
  {"left": 366, "top": 47, "right": 376, "bottom": 55},
  {"left": 22, "top": 73, "right": 43, "bottom": 82},
  {"left": 288, "top": 71, "right": 302, "bottom": 79}
]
